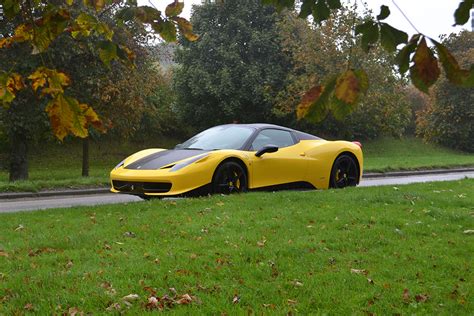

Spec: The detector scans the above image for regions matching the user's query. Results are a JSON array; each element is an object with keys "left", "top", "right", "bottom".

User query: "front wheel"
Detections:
[
  {"left": 329, "top": 154, "right": 359, "bottom": 189},
  {"left": 212, "top": 161, "right": 248, "bottom": 194}
]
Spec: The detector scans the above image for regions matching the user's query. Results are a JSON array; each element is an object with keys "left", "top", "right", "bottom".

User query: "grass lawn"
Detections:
[
  {"left": 0, "top": 137, "right": 473, "bottom": 192},
  {"left": 363, "top": 138, "right": 474, "bottom": 172},
  {"left": 0, "top": 180, "right": 473, "bottom": 314}
]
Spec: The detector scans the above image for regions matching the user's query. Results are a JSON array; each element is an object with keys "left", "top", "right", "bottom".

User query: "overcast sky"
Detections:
[{"left": 144, "top": 0, "right": 471, "bottom": 40}]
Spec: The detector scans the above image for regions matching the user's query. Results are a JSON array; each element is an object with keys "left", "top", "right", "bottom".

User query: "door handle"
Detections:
[{"left": 299, "top": 152, "right": 306, "bottom": 157}]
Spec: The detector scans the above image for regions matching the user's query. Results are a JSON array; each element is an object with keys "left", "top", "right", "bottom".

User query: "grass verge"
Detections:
[
  {"left": 363, "top": 138, "right": 474, "bottom": 172},
  {"left": 0, "top": 180, "right": 472, "bottom": 314},
  {"left": 0, "top": 137, "right": 473, "bottom": 192}
]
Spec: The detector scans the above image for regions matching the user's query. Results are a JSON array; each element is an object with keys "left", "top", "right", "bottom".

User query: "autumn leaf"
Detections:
[
  {"left": 296, "top": 85, "right": 323, "bottom": 119},
  {"left": 431, "top": 39, "right": 473, "bottom": 87},
  {"left": 410, "top": 37, "right": 440, "bottom": 93},
  {"left": 152, "top": 20, "right": 177, "bottom": 42},
  {"left": 174, "top": 17, "right": 199, "bottom": 41},
  {"left": 402, "top": 288, "right": 410, "bottom": 303},
  {"left": 334, "top": 69, "right": 368, "bottom": 105},
  {"left": 296, "top": 77, "right": 336, "bottom": 123},
  {"left": 350, "top": 268, "right": 368, "bottom": 275},
  {"left": 165, "top": 1, "right": 184, "bottom": 17},
  {"left": 415, "top": 293, "right": 429, "bottom": 303}
]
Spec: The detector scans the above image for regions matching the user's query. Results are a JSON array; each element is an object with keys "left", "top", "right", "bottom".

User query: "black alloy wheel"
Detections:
[
  {"left": 329, "top": 154, "right": 359, "bottom": 188},
  {"left": 212, "top": 161, "right": 248, "bottom": 194}
]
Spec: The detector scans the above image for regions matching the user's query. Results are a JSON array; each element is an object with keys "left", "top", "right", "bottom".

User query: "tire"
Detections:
[
  {"left": 329, "top": 154, "right": 359, "bottom": 189},
  {"left": 212, "top": 161, "right": 248, "bottom": 194}
]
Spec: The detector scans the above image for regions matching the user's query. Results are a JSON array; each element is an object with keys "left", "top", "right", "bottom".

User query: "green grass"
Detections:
[
  {"left": 0, "top": 137, "right": 473, "bottom": 192},
  {"left": 364, "top": 138, "right": 474, "bottom": 172},
  {"left": 0, "top": 180, "right": 473, "bottom": 314}
]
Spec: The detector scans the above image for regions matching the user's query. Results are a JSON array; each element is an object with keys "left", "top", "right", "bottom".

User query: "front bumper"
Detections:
[{"left": 110, "top": 166, "right": 213, "bottom": 196}]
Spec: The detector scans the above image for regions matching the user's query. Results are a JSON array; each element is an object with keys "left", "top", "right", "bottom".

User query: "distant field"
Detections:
[
  {"left": 0, "top": 180, "right": 472, "bottom": 314},
  {"left": 363, "top": 138, "right": 474, "bottom": 172},
  {"left": 0, "top": 137, "right": 473, "bottom": 192}
]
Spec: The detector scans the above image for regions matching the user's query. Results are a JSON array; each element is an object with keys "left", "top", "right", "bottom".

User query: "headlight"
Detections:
[
  {"left": 170, "top": 153, "right": 209, "bottom": 172},
  {"left": 114, "top": 159, "right": 125, "bottom": 170}
]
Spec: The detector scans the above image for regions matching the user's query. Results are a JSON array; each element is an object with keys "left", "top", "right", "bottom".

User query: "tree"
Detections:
[
  {"left": 0, "top": 0, "right": 197, "bottom": 140},
  {"left": 261, "top": 0, "right": 474, "bottom": 124},
  {"left": 274, "top": 8, "right": 411, "bottom": 140},
  {"left": 0, "top": 0, "right": 197, "bottom": 180},
  {"left": 417, "top": 31, "right": 474, "bottom": 152},
  {"left": 174, "top": 0, "right": 291, "bottom": 130}
]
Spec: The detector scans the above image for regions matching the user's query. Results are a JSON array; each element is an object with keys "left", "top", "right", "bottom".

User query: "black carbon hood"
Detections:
[{"left": 125, "top": 149, "right": 209, "bottom": 170}]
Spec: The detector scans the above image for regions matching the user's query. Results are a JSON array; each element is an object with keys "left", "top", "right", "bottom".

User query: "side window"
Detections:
[{"left": 251, "top": 129, "right": 295, "bottom": 151}]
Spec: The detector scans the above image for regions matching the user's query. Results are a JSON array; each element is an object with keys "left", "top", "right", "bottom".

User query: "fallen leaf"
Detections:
[
  {"left": 463, "top": 230, "right": 474, "bottom": 234},
  {"left": 123, "top": 231, "right": 136, "bottom": 238},
  {"left": 287, "top": 299, "right": 297, "bottom": 305},
  {"left": 292, "top": 280, "right": 303, "bottom": 287},
  {"left": 176, "top": 294, "right": 193, "bottom": 305},
  {"left": 106, "top": 303, "right": 121, "bottom": 311},
  {"left": 67, "top": 307, "right": 84, "bottom": 316},
  {"left": 65, "top": 260, "right": 74, "bottom": 269},
  {"left": 0, "top": 251, "right": 9, "bottom": 257},
  {"left": 403, "top": 288, "right": 410, "bottom": 302},
  {"left": 232, "top": 295, "right": 240, "bottom": 304},
  {"left": 257, "top": 239, "right": 267, "bottom": 247},
  {"left": 367, "top": 278, "right": 374, "bottom": 285},
  {"left": 122, "top": 294, "right": 140, "bottom": 302},
  {"left": 146, "top": 296, "right": 162, "bottom": 310},
  {"left": 24, "top": 303, "right": 34, "bottom": 311},
  {"left": 415, "top": 293, "right": 429, "bottom": 303},
  {"left": 190, "top": 253, "right": 198, "bottom": 259},
  {"left": 350, "top": 268, "right": 368, "bottom": 275},
  {"left": 216, "top": 202, "right": 225, "bottom": 206},
  {"left": 14, "top": 224, "right": 24, "bottom": 231}
]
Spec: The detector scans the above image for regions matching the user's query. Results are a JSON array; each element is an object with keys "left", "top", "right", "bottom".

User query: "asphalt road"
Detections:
[{"left": 1, "top": 171, "right": 473, "bottom": 213}]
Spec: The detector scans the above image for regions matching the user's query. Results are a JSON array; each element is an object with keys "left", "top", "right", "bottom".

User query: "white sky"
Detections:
[{"left": 145, "top": 0, "right": 471, "bottom": 40}]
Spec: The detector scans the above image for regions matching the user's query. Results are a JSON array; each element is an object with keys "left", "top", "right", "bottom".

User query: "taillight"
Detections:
[{"left": 352, "top": 141, "right": 362, "bottom": 148}]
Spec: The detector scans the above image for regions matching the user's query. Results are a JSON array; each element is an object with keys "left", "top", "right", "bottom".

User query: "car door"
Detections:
[{"left": 249, "top": 129, "right": 308, "bottom": 188}]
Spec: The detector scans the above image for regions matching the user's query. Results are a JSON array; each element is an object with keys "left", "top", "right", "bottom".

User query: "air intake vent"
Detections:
[{"left": 112, "top": 181, "right": 172, "bottom": 193}]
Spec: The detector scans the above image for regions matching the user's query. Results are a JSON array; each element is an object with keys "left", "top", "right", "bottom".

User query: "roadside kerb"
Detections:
[{"left": 1, "top": 167, "right": 473, "bottom": 200}]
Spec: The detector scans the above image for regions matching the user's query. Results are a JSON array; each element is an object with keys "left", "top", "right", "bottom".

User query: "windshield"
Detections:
[{"left": 178, "top": 125, "right": 254, "bottom": 150}]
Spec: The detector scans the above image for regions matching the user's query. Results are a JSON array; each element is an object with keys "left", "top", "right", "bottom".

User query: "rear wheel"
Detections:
[
  {"left": 212, "top": 161, "right": 248, "bottom": 194},
  {"left": 329, "top": 154, "right": 359, "bottom": 189}
]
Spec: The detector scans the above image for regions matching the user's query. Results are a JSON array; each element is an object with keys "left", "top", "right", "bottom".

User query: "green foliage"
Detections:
[
  {"left": 174, "top": 0, "right": 290, "bottom": 131},
  {"left": 275, "top": 9, "right": 411, "bottom": 140},
  {"left": 0, "top": 0, "right": 196, "bottom": 140},
  {"left": 417, "top": 31, "right": 474, "bottom": 153},
  {"left": 262, "top": 0, "right": 474, "bottom": 122}
]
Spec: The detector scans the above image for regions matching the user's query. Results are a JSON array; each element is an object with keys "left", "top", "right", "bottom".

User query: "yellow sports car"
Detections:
[{"left": 110, "top": 124, "right": 363, "bottom": 199}]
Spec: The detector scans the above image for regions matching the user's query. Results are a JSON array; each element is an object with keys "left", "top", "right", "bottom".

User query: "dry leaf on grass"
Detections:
[
  {"left": 122, "top": 294, "right": 140, "bottom": 302},
  {"left": 415, "top": 293, "right": 429, "bottom": 303},
  {"left": 232, "top": 295, "right": 240, "bottom": 304},
  {"left": 350, "top": 268, "right": 368, "bottom": 275},
  {"left": 403, "top": 288, "right": 410, "bottom": 302}
]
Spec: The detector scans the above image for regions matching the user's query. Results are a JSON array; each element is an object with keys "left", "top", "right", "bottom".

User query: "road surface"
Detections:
[{"left": 1, "top": 171, "right": 473, "bottom": 213}]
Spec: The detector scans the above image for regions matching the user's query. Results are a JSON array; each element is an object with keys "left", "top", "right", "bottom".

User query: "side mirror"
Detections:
[{"left": 255, "top": 145, "right": 279, "bottom": 157}]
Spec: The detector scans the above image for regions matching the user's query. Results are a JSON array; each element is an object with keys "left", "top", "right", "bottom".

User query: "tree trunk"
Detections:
[
  {"left": 9, "top": 131, "right": 29, "bottom": 181},
  {"left": 82, "top": 137, "right": 89, "bottom": 177}
]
